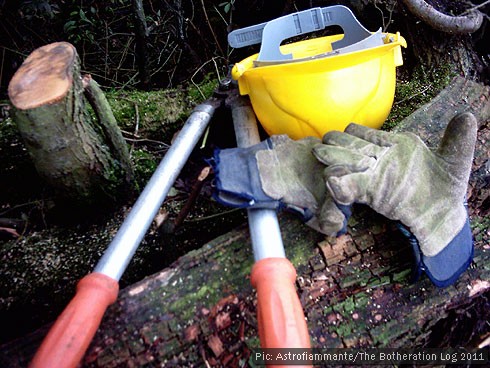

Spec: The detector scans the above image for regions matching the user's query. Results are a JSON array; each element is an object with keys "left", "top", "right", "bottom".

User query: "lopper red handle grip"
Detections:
[
  {"left": 251, "top": 258, "right": 311, "bottom": 365},
  {"left": 30, "top": 272, "right": 119, "bottom": 368}
]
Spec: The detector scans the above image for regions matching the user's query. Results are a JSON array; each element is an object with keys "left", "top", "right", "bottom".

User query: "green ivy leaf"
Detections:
[
  {"left": 63, "top": 20, "right": 76, "bottom": 32},
  {"left": 79, "top": 9, "right": 93, "bottom": 24}
]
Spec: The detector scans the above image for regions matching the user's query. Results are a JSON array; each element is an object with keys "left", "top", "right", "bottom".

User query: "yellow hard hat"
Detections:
[{"left": 228, "top": 6, "right": 407, "bottom": 139}]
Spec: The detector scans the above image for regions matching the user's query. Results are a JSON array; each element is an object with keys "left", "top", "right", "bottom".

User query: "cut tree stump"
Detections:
[
  {"left": 1, "top": 76, "right": 489, "bottom": 367},
  {"left": 7, "top": 42, "right": 132, "bottom": 203}
]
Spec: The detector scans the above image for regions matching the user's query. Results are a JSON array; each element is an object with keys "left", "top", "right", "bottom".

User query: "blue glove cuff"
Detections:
[
  {"left": 397, "top": 215, "right": 473, "bottom": 288},
  {"left": 209, "top": 142, "right": 277, "bottom": 209},
  {"left": 209, "top": 141, "right": 314, "bottom": 221}
]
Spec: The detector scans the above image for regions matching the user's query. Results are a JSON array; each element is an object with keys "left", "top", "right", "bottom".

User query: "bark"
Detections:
[
  {"left": 396, "top": 2, "right": 485, "bottom": 80},
  {"left": 341, "top": 0, "right": 487, "bottom": 80},
  {"left": 400, "top": 0, "right": 484, "bottom": 34},
  {"left": 82, "top": 75, "right": 134, "bottom": 184},
  {"left": 1, "top": 76, "right": 489, "bottom": 367},
  {"left": 7, "top": 42, "right": 132, "bottom": 204},
  {"left": 132, "top": 0, "right": 150, "bottom": 90}
]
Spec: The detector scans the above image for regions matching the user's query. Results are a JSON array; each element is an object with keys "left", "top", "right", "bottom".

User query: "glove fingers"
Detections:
[
  {"left": 326, "top": 172, "right": 368, "bottom": 205},
  {"left": 314, "top": 199, "right": 348, "bottom": 236},
  {"left": 344, "top": 123, "right": 397, "bottom": 147},
  {"left": 313, "top": 144, "right": 374, "bottom": 171},
  {"left": 322, "top": 130, "right": 388, "bottom": 157},
  {"left": 436, "top": 112, "right": 477, "bottom": 180},
  {"left": 323, "top": 164, "right": 352, "bottom": 179},
  {"left": 268, "top": 134, "right": 295, "bottom": 148}
]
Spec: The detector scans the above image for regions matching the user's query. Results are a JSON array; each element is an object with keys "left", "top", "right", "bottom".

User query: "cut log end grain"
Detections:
[{"left": 8, "top": 42, "right": 76, "bottom": 110}]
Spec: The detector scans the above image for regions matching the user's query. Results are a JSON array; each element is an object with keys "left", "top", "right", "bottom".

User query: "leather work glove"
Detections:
[
  {"left": 313, "top": 112, "right": 478, "bottom": 287},
  {"left": 211, "top": 135, "right": 350, "bottom": 236}
]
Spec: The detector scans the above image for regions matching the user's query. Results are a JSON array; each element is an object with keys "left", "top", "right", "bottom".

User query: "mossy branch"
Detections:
[
  {"left": 82, "top": 74, "right": 134, "bottom": 185},
  {"left": 401, "top": 0, "right": 484, "bottom": 34}
]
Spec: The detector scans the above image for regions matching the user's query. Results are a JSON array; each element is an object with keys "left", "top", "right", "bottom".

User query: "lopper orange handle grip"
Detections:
[
  {"left": 251, "top": 257, "right": 311, "bottom": 355},
  {"left": 30, "top": 272, "right": 119, "bottom": 368}
]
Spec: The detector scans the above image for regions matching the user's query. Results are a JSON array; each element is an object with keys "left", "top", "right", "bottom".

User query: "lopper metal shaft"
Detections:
[
  {"left": 30, "top": 99, "right": 219, "bottom": 368},
  {"left": 228, "top": 90, "right": 312, "bottom": 357}
]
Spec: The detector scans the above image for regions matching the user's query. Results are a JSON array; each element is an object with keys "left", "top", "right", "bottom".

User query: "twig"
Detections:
[
  {"left": 123, "top": 136, "right": 170, "bottom": 148},
  {"left": 133, "top": 104, "right": 140, "bottom": 137},
  {"left": 0, "top": 201, "right": 46, "bottom": 217},
  {"left": 149, "top": 43, "right": 180, "bottom": 78},
  {"left": 167, "top": 49, "right": 183, "bottom": 87},
  {"left": 129, "top": 102, "right": 140, "bottom": 157},
  {"left": 200, "top": 126, "right": 210, "bottom": 149},
  {"left": 172, "top": 166, "right": 211, "bottom": 230},
  {"left": 394, "top": 85, "right": 431, "bottom": 106},
  {"left": 119, "top": 71, "right": 140, "bottom": 90},
  {"left": 460, "top": 0, "right": 490, "bottom": 15},
  {"left": 80, "top": 70, "right": 128, "bottom": 87},
  {"left": 184, "top": 207, "right": 241, "bottom": 223},
  {"left": 384, "top": 1, "right": 397, "bottom": 32},
  {"left": 122, "top": 131, "right": 171, "bottom": 153},
  {"left": 0, "top": 46, "right": 28, "bottom": 58},
  {"left": 374, "top": 1, "right": 388, "bottom": 32},
  {"left": 213, "top": 5, "right": 229, "bottom": 26},
  {"left": 199, "top": 0, "right": 225, "bottom": 56},
  {"left": 98, "top": 32, "right": 135, "bottom": 39},
  {"left": 190, "top": 57, "right": 225, "bottom": 99},
  {"left": 116, "top": 37, "right": 135, "bottom": 82},
  {"left": 156, "top": 34, "right": 172, "bottom": 65}
]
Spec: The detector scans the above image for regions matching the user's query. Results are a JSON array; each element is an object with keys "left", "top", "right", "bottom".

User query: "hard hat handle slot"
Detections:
[
  {"left": 228, "top": 5, "right": 372, "bottom": 61},
  {"left": 252, "top": 29, "right": 385, "bottom": 67}
]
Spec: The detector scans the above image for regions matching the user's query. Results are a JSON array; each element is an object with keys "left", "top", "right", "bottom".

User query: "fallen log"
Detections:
[{"left": 1, "top": 76, "right": 489, "bottom": 367}]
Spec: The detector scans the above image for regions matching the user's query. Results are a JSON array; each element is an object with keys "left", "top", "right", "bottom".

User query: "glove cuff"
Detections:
[
  {"left": 210, "top": 144, "right": 278, "bottom": 209},
  {"left": 399, "top": 214, "right": 473, "bottom": 287},
  {"left": 209, "top": 141, "right": 316, "bottom": 221}
]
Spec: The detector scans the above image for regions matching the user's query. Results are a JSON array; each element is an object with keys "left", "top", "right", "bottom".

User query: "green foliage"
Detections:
[
  {"left": 219, "top": 0, "right": 235, "bottom": 14},
  {"left": 106, "top": 89, "right": 192, "bottom": 139},
  {"left": 131, "top": 148, "right": 158, "bottom": 189},
  {"left": 63, "top": 7, "right": 98, "bottom": 43},
  {"left": 62, "top": 1, "right": 131, "bottom": 45},
  {"left": 104, "top": 86, "right": 212, "bottom": 191}
]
